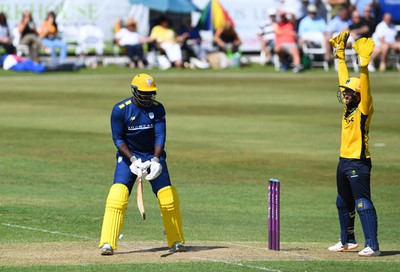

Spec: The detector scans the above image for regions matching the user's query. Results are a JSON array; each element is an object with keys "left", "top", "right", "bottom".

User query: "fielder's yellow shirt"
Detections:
[{"left": 337, "top": 59, "right": 373, "bottom": 159}]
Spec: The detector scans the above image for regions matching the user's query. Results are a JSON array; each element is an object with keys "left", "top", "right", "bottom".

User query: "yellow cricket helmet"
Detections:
[
  {"left": 337, "top": 77, "right": 361, "bottom": 105},
  {"left": 131, "top": 73, "right": 158, "bottom": 92},
  {"left": 339, "top": 77, "right": 360, "bottom": 92},
  {"left": 131, "top": 73, "right": 158, "bottom": 107}
]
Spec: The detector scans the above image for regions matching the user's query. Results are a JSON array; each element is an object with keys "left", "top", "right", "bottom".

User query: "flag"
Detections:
[{"left": 197, "top": 0, "right": 235, "bottom": 31}]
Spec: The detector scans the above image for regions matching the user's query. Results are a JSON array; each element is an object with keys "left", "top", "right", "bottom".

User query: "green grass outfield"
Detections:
[{"left": 0, "top": 66, "right": 399, "bottom": 271}]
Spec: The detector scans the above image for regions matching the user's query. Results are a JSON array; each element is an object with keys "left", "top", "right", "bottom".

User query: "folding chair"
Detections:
[
  {"left": 332, "top": 32, "right": 358, "bottom": 73},
  {"left": 301, "top": 31, "right": 329, "bottom": 71},
  {"left": 75, "top": 25, "right": 104, "bottom": 56}
]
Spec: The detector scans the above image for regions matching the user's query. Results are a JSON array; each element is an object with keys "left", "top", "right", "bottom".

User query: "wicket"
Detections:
[{"left": 268, "top": 178, "right": 280, "bottom": 251}]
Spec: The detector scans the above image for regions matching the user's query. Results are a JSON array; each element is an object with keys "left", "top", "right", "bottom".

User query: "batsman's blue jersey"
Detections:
[
  {"left": 111, "top": 97, "right": 170, "bottom": 194},
  {"left": 111, "top": 98, "right": 166, "bottom": 158}
]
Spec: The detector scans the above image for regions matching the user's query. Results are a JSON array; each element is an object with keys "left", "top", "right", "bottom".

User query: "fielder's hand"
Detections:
[
  {"left": 352, "top": 37, "right": 375, "bottom": 67},
  {"left": 329, "top": 30, "right": 349, "bottom": 60},
  {"left": 145, "top": 157, "right": 162, "bottom": 181}
]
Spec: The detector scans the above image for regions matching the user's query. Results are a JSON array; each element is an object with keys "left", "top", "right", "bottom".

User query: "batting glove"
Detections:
[
  {"left": 352, "top": 37, "right": 375, "bottom": 67},
  {"left": 329, "top": 30, "right": 349, "bottom": 60},
  {"left": 145, "top": 157, "right": 162, "bottom": 181},
  {"left": 129, "top": 156, "right": 143, "bottom": 176}
]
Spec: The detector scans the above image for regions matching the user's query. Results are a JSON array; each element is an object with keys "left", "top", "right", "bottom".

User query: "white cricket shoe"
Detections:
[
  {"left": 170, "top": 242, "right": 186, "bottom": 253},
  {"left": 358, "top": 246, "right": 381, "bottom": 257},
  {"left": 101, "top": 243, "right": 114, "bottom": 255},
  {"left": 328, "top": 241, "right": 358, "bottom": 252}
]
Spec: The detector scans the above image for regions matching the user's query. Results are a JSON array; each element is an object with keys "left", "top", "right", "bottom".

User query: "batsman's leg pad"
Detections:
[
  {"left": 157, "top": 186, "right": 185, "bottom": 248},
  {"left": 99, "top": 184, "right": 129, "bottom": 250},
  {"left": 355, "top": 198, "right": 379, "bottom": 251},
  {"left": 336, "top": 196, "right": 356, "bottom": 244}
]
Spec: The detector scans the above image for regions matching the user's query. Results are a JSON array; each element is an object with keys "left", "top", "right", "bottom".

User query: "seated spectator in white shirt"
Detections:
[
  {"left": 370, "top": 13, "right": 400, "bottom": 72},
  {"left": 115, "top": 18, "right": 150, "bottom": 69}
]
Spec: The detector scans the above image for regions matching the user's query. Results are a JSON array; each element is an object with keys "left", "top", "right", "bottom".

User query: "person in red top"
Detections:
[{"left": 273, "top": 9, "right": 303, "bottom": 73}]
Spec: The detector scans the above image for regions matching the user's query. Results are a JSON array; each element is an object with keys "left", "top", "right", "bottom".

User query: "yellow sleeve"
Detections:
[
  {"left": 337, "top": 58, "right": 349, "bottom": 87},
  {"left": 358, "top": 66, "right": 373, "bottom": 115}
]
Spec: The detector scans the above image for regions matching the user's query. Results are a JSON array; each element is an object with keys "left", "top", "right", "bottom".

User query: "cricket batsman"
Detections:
[
  {"left": 99, "top": 73, "right": 185, "bottom": 255},
  {"left": 328, "top": 30, "right": 380, "bottom": 257}
]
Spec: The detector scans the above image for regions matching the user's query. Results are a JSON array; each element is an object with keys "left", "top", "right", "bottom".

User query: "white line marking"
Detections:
[
  {"left": 192, "top": 257, "right": 282, "bottom": 271},
  {"left": 1, "top": 223, "right": 92, "bottom": 240}
]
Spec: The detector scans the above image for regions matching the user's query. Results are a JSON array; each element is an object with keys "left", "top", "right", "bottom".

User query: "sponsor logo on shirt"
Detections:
[{"left": 128, "top": 124, "right": 154, "bottom": 131}]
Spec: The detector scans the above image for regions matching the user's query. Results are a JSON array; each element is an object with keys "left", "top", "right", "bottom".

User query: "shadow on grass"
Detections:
[
  {"left": 381, "top": 251, "right": 400, "bottom": 257},
  {"left": 116, "top": 245, "right": 228, "bottom": 258}
]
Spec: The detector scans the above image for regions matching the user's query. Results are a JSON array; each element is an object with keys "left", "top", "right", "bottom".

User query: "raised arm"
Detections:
[
  {"left": 329, "top": 30, "right": 350, "bottom": 86},
  {"left": 352, "top": 37, "right": 375, "bottom": 114}
]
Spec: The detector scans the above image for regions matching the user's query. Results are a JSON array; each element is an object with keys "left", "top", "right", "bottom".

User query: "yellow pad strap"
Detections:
[
  {"left": 99, "top": 184, "right": 129, "bottom": 249},
  {"left": 157, "top": 186, "right": 185, "bottom": 248}
]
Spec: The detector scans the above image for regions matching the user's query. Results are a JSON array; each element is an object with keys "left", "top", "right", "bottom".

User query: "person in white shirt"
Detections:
[
  {"left": 370, "top": 13, "right": 400, "bottom": 72},
  {"left": 257, "top": 8, "right": 277, "bottom": 65},
  {"left": 115, "top": 18, "right": 150, "bottom": 69}
]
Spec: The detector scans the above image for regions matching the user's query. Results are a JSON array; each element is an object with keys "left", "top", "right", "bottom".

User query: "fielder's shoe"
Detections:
[
  {"left": 328, "top": 241, "right": 358, "bottom": 252},
  {"left": 358, "top": 246, "right": 381, "bottom": 257},
  {"left": 101, "top": 243, "right": 114, "bottom": 255},
  {"left": 170, "top": 242, "right": 186, "bottom": 253}
]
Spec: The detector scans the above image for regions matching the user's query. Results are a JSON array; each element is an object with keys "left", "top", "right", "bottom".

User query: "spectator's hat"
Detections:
[
  {"left": 125, "top": 18, "right": 137, "bottom": 27},
  {"left": 307, "top": 4, "right": 317, "bottom": 13}
]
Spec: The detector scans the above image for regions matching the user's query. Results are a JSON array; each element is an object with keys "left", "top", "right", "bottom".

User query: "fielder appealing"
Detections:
[
  {"left": 328, "top": 30, "right": 380, "bottom": 257},
  {"left": 99, "top": 73, "right": 185, "bottom": 255}
]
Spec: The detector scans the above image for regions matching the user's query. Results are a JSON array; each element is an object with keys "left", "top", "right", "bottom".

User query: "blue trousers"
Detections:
[
  {"left": 113, "top": 153, "right": 171, "bottom": 196},
  {"left": 41, "top": 38, "right": 67, "bottom": 62},
  {"left": 336, "top": 157, "right": 372, "bottom": 207}
]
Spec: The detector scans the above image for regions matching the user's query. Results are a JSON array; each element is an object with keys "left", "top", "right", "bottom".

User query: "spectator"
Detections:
[
  {"left": 348, "top": 10, "right": 370, "bottom": 40},
  {"left": 115, "top": 18, "right": 150, "bottom": 69},
  {"left": 350, "top": 0, "right": 379, "bottom": 19},
  {"left": 0, "top": 12, "right": 15, "bottom": 55},
  {"left": 274, "top": 10, "right": 303, "bottom": 73},
  {"left": 281, "top": 0, "right": 309, "bottom": 32},
  {"left": 362, "top": 5, "right": 377, "bottom": 37},
  {"left": 273, "top": 9, "right": 303, "bottom": 72},
  {"left": 17, "top": 11, "right": 41, "bottom": 63},
  {"left": 327, "top": 6, "right": 352, "bottom": 37},
  {"left": 370, "top": 13, "right": 400, "bottom": 72},
  {"left": 39, "top": 11, "right": 67, "bottom": 63},
  {"left": 257, "top": 8, "right": 277, "bottom": 65},
  {"left": 150, "top": 15, "right": 183, "bottom": 68},
  {"left": 327, "top": 0, "right": 350, "bottom": 18},
  {"left": 178, "top": 18, "right": 209, "bottom": 69},
  {"left": 298, "top": 4, "right": 330, "bottom": 61},
  {"left": 213, "top": 21, "right": 241, "bottom": 55}
]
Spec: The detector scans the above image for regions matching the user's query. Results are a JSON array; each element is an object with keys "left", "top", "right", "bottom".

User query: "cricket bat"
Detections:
[{"left": 137, "top": 171, "right": 146, "bottom": 220}]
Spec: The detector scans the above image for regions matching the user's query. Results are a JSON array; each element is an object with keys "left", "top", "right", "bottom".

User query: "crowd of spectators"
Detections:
[
  {"left": 1, "top": 1, "right": 399, "bottom": 72},
  {"left": 257, "top": 0, "right": 400, "bottom": 72}
]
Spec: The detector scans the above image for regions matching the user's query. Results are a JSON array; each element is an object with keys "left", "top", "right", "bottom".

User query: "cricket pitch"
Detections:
[{"left": 2, "top": 241, "right": 399, "bottom": 266}]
